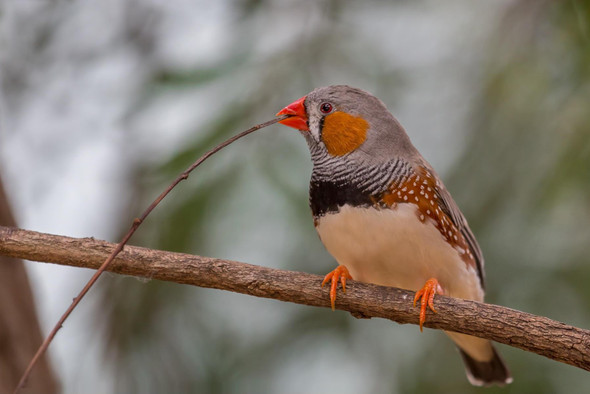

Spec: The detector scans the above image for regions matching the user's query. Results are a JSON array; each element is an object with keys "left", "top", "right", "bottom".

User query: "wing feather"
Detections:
[{"left": 419, "top": 164, "right": 486, "bottom": 289}]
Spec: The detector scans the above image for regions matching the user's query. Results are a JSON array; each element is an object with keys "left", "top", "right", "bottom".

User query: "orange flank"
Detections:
[
  {"left": 321, "top": 265, "right": 353, "bottom": 310},
  {"left": 413, "top": 278, "right": 444, "bottom": 332},
  {"left": 321, "top": 112, "right": 369, "bottom": 156},
  {"left": 380, "top": 169, "right": 476, "bottom": 268}
]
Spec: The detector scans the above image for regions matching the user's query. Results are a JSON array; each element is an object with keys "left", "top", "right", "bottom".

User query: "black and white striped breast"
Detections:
[{"left": 307, "top": 147, "right": 412, "bottom": 218}]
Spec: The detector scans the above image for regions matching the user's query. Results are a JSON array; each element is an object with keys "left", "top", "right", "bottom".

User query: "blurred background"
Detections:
[{"left": 1, "top": 0, "right": 589, "bottom": 393}]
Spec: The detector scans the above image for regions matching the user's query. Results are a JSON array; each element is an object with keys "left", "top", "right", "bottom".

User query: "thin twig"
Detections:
[
  {"left": 11, "top": 116, "right": 289, "bottom": 394},
  {"left": 1, "top": 226, "right": 590, "bottom": 372}
]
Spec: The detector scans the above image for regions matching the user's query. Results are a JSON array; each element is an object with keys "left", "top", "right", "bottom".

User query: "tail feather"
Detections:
[{"left": 458, "top": 345, "right": 512, "bottom": 387}]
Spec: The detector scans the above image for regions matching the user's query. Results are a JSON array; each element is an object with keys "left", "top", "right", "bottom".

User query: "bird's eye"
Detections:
[{"left": 319, "top": 102, "right": 333, "bottom": 114}]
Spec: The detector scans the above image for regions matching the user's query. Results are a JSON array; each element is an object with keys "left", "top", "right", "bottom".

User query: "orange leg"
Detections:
[
  {"left": 321, "top": 265, "right": 353, "bottom": 311},
  {"left": 413, "top": 278, "right": 444, "bottom": 332}
]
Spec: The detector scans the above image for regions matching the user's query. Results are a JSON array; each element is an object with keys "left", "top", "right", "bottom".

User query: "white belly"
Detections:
[{"left": 315, "top": 203, "right": 483, "bottom": 302}]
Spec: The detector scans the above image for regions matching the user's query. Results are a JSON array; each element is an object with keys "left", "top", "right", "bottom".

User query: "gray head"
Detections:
[{"left": 277, "top": 85, "right": 420, "bottom": 166}]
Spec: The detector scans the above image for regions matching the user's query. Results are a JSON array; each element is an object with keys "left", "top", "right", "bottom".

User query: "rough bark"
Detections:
[
  {"left": 1, "top": 225, "right": 589, "bottom": 373},
  {"left": 0, "top": 183, "right": 58, "bottom": 394}
]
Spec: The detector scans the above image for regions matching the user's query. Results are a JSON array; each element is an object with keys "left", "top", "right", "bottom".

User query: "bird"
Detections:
[{"left": 276, "top": 85, "right": 512, "bottom": 386}]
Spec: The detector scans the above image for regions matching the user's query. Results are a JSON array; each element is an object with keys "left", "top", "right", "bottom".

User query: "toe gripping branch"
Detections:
[
  {"left": 321, "top": 269, "right": 443, "bottom": 332},
  {"left": 413, "top": 278, "right": 444, "bottom": 332},
  {"left": 321, "top": 265, "right": 353, "bottom": 311}
]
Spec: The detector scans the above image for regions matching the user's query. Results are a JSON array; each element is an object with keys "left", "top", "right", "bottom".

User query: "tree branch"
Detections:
[{"left": 1, "top": 225, "right": 589, "bottom": 372}]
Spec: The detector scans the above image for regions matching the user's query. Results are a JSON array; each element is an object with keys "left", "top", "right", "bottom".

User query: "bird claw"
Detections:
[
  {"left": 321, "top": 265, "right": 353, "bottom": 311},
  {"left": 413, "top": 278, "right": 444, "bottom": 332}
]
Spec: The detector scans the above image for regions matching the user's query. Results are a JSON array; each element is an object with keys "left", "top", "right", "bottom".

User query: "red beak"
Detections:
[{"left": 276, "top": 96, "right": 309, "bottom": 131}]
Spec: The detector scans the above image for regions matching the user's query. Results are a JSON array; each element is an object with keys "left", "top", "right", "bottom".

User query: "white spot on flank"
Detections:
[
  {"left": 403, "top": 195, "right": 408, "bottom": 201},
  {"left": 402, "top": 187, "right": 407, "bottom": 192},
  {"left": 414, "top": 196, "right": 419, "bottom": 202},
  {"left": 409, "top": 190, "right": 414, "bottom": 194}
]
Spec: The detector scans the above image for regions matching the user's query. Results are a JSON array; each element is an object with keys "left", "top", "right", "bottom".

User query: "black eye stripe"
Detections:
[
  {"left": 318, "top": 116, "right": 325, "bottom": 138},
  {"left": 304, "top": 99, "right": 310, "bottom": 130}
]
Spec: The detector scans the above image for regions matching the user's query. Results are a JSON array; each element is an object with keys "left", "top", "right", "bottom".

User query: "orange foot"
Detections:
[
  {"left": 413, "top": 278, "right": 444, "bottom": 332},
  {"left": 321, "top": 265, "right": 353, "bottom": 311}
]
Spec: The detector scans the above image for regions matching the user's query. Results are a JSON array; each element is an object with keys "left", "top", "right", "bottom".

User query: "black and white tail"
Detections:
[{"left": 459, "top": 345, "right": 513, "bottom": 387}]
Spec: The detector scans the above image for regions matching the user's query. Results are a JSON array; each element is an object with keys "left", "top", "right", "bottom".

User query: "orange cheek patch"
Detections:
[{"left": 321, "top": 112, "right": 369, "bottom": 156}]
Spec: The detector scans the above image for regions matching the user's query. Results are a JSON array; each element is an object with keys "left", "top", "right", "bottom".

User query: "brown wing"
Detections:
[{"left": 430, "top": 174, "right": 486, "bottom": 289}]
